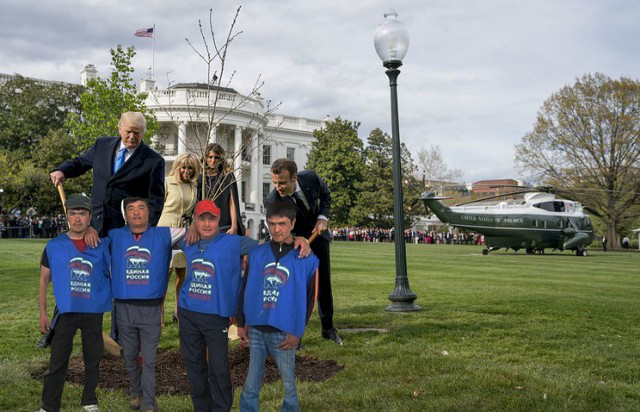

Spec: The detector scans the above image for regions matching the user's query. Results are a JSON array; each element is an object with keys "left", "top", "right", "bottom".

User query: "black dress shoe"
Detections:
[{"left": 322, "top": 328, "right": 343, "bottom": 345}]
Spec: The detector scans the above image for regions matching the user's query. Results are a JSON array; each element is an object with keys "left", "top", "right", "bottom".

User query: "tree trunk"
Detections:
[{"left": 606, "top": 223, "right": 621, "bottom": 250}]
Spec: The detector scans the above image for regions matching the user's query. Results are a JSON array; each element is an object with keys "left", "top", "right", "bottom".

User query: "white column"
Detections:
[
  {"left": 251, "top": 130, "right": 261, "bottom": 204},
  {"left": 178, "top": 121, "right": 187, "bottom": 155},
  {"left": 233, "top": 126, "right": 242, "bottom": 182},
  {"left": 208, "top": 124, "right": 217, "bottom": 144}
]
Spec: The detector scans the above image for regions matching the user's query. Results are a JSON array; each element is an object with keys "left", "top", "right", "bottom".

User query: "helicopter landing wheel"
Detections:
[
  {"left": 525, "top": 247, "right": 534, "bottom": 255},
  {"left": 482, "top": 249, "right": 489, "bottom": 255},
  {"left": 578, "top": 249, "right": 588, "bottom": 257}
]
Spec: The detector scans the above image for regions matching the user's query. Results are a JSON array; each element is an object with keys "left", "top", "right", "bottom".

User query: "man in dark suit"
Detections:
[
  {"left": 50, "top": 112, "right": 165, "bottom": 237},
  {"left": 265, "top": 158, "right": 342, "bottom": 345},
  {"left": 49, "top": 112, "right": 165, "bottom": 345}
]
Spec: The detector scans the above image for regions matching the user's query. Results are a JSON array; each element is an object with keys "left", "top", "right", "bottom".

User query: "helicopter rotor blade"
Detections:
[{"left": 454, "top": 190, "right": 532, "bottom": 206}]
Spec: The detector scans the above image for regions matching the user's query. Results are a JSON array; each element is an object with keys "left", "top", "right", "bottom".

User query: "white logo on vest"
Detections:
[
  {"left": 261, "top": 262, "right": 290, "bottom": 308},
  {"left": 68, "top": 257, "right": 94, "bottom": 298},
  {"left": 188, "top": 258, "right": 215, "bottom": 300},
  {"left": 125, "top": 246, "right": 151, "bottom": 285}
]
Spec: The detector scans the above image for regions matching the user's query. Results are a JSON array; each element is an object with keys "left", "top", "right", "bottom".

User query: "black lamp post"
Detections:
[{"left": 374, "top": 9, "right": 421, "bottom": 312}]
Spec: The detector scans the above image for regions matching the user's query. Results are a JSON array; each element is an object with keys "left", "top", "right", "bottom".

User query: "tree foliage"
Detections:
[
  {"left": 306, "top": 118, "right": 366, "bottom": 226},
  {"left": 416, "top": 144, "right": 463, "bottom": 192},
  {"left": 0, "top": 75, "right": 87, "bottom": 214},
  {"left": 0, "top": 75, "right": 83, "bottom": 156},
  {"left": 350, "top": 128, "right": 421, "bottom": 228},
  {"left": 515, "top": 73, "right": 640, "bottom": 248},
  {"left": 66, "top": 45, "right": 158, "bottom": 151},
  {"left": 0, "top": 130, "right": 92, "bottom": 214}
]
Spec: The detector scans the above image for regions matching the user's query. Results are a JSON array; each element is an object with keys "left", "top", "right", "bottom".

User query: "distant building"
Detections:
[
  {"left": 472, "top": 179, "right": 524, "bottom": 195},
  {"left": 0, "top": 72, "right": 69, "bottom": 87}
]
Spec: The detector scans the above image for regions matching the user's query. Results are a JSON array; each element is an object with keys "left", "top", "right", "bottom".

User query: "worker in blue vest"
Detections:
[
  {"left": 36, "top": 194, "right": 111, "bottom": 412},
  {"left": 237, "top": 201, "right": 319, "bottom": 412},
  {"left": 177, "top": 199, "right": 310, "bottom": 412},
  {"left": 109, "top": 196, "right": 184, "bottom": 412}
]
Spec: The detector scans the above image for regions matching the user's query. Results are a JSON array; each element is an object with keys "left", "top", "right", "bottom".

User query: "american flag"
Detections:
[{"left": 134, "top": 27, "right": 154, "bottom": 38}]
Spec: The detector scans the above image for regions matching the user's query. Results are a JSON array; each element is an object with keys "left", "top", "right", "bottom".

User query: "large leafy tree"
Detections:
[
  {"left": 306, "top": 117, "right": 366, "bottom": 226},
  {"left": 351, "top": 128, "right": 420, "bottom": 228},
  {"left": 66, "top": 45, "right": 158, "bottom": 151},
  {"left": 0, "top": 75, "right": 83, "bottom": 155},
  {"left": 0, "top": 130, "right": 91, "bottom": 214},
  {"left": 0, "top": 76, "right": 86, "bottom": 214},
  {"left": 515, "top": 73, "right": 640, "bottom": 248}
]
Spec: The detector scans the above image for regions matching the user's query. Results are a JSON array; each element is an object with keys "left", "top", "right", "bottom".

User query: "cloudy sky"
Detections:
[{"left": 2, "top": 0, "right": 639, "bottom": 182}]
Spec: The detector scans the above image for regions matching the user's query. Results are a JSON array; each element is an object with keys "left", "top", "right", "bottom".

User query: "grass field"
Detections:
[{"left": 1, "top": 239, "right": 639, "bottom": 411}]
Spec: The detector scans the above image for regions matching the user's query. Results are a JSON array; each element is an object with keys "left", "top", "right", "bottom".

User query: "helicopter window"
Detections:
[
  {"left": 533, "top": 202, "right": 556, "bottom": 212},
  {"left": 580, "top": 216, "right": 592, "bottom": 230},
  {"left": 532, "top": 219, "right": 538, "bottom": 227},
  {"left": 553, "top": 201, "right": 565, "bottom": 212}
]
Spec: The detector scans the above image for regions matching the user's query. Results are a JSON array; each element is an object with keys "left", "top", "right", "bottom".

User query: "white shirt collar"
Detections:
[{"left": 117, "top": 141, "right": 138, "bottom": 157}]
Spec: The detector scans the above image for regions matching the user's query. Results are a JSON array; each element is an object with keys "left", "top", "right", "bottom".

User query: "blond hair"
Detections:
[
  {"left": 171, "top": 153, "right": 200, "bottom": 182},
  {"left": 118, "top": 112, "right": 147, "bottom": 131}
]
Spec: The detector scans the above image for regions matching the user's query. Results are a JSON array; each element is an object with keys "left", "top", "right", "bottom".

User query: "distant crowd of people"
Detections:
[
  {"left": 332, "top": 227, "right": 484, "bottom": 245},
  {"left": 0, "top": 211, "right": 67, "bottom": 239}
]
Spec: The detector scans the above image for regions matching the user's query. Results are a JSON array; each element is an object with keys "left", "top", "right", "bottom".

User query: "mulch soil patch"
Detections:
[{"left": 32, "top": 345, "right": 344, "bottom": 395}]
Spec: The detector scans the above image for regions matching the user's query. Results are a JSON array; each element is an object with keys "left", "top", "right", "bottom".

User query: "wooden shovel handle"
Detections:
[
  {"left": 57, "top": 184, "right": 67, "bottom": 213},
  {"left": 308, "top": 229, "right": 319, "bottom": 244}
]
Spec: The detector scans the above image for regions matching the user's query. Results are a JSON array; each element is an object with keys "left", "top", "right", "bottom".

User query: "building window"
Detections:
[
  {"left": 263, "top": 183, "right": 271, "bottom": 202},
  {"left": 241, "top": 181, "right": 246, "bottom": 203},
  {"left": 286, "top": 147, "right": 295, "bottom": 160},
  {"left": 263, "top": 145, "right": 271, "bottom": 165}
]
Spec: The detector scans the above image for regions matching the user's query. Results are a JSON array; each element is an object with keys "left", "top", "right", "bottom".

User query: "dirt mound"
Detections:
[{"left": 32, "top": 345, "right": 344, "bottom": 395}]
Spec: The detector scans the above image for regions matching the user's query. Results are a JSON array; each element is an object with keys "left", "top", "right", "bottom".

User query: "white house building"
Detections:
[
  {"left": 2, "top": 66, "right": 325, "bottom": 239},
  {"left": 134, "top": 74, "right": 325, "bottom": 239}
]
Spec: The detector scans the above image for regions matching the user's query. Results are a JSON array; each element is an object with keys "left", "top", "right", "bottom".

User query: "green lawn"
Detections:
[{"left": 1, "top": 239, "right": 639, "bottom": 411}]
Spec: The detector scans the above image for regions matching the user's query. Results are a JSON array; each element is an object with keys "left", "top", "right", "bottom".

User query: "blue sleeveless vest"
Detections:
[
  {"left": 109, "top": 226, "right": 172, "bottom": 299},
  {"left": 178, "top": 233, "right": 243, "bottom": 317},
  {"left": 45, "top": 234, "right": 112, "bottom": 314},
  {"left": 243, "top": 244, "right": 319, "bottom": 338}
]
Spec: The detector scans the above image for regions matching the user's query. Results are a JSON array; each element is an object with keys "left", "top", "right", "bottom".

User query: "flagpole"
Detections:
[{"left": 152, "top": 24, "right": 156, "bottom": 80}]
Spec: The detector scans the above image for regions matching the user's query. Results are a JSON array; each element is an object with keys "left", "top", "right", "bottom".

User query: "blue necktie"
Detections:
[{"left": 113, "top": 147, "right": 126, "bottom": 174}]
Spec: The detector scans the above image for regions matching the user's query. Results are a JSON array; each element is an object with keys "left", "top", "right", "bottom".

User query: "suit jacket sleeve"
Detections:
[
  {"left": 147, "top": 154, "right": 166, "bottom": 226},
  {"left": 316, "top": 173, "right": 331, "bottom": 219},
  {"left": 264, "top": 188, "right": 280, "bottom": 210},
  {"left": 53, "top": 141, "right": 97, "bottom": 178}
]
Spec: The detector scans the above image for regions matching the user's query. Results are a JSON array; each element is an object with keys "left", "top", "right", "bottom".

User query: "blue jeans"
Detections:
[{"left": 240, "top": 328, "right": 298, "bottom": 412}]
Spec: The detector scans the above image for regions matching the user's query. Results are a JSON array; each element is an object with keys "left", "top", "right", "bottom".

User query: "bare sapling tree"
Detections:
[
  {"left": 149, "top": 7, "right": 282, "bottom": 207},
  {"left": 416, "top": 144, "right": 463, "bottom": 195}
]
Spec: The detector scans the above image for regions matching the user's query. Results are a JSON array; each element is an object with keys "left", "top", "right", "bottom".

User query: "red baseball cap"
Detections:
[{"left": 194, "top": 200, "right": 220, "bottom": 218}]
